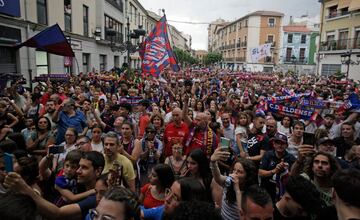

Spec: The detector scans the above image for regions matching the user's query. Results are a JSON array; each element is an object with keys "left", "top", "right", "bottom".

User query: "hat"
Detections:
[
  {"left": 271, "top": 132, "right": 288, "bottom": 144},
  {"left": 317, "top": 137, "right": 335, "bottom": 146},
  {"left": 138, "top": 99, "right": 150, "bottom": 108}
]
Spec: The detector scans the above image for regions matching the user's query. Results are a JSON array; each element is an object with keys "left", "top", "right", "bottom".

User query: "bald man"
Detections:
[
  {"left": 163, "top": 107, "right": 189, "bottom": 157},
  {"left": 182, "top": 95, "right": 218, "bottom": 158}
]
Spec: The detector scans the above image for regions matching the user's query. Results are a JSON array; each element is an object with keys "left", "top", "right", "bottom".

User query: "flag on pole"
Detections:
[
  {"left": 140, "top": 15, "right": 180, "bottom": 77},
  {"left": 14, "top": 23, "right": 75, "bottom": 57}
]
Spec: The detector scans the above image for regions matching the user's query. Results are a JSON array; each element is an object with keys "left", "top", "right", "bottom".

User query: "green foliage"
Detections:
[
  {"left": 204, "top": 52, "right": 222, "bottom": 65},
  {"left": 173, "top": 48, "right": 199, "bottom": 66}
]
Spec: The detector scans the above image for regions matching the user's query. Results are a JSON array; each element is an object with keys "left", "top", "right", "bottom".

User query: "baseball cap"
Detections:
[{"left": 271, "top": 132, "right": 288, "bottom": 144}]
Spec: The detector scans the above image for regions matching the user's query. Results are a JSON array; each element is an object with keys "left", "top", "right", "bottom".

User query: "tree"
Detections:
[
  {"left": 204, "top": 52, "right": 222, "bottom": 66},
  {"left": 173, "top": 48, "right": 199, "bottom": 67}
]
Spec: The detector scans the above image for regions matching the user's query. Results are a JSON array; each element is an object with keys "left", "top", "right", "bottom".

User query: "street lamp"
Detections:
[
  {"left": 291, "top": 55, "right": 297, "bottom": 75},
  {"left": 106, "top": 17, "right": 146, "bottom": 69},
  {"left": 341, "top": 50, "right": 360, "bottom": 80}
]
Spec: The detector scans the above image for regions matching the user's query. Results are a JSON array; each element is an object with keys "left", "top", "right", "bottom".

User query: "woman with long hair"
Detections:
[
  {"left": 150, "top": 113, "right": 165, "bottom": 141},
  {"left": 26, "top": 116, "right": 56, "bottom": 156},
  {"left": 185, "top": 148, "right": 213, "bottom": 203},
  {"left": 164, "top": 142, "right": 187, "bottom": 180},
  {"left": 140, "top": 164, "right": 174, "bottom": 208},
  {"left": 138, "top": 124, "right": 163, "bottom": 185},
  {"left": 90, "top": 124, "right": 104, "bottom": 153},
  {"left": 210, "top": 148, "right": 258, "bottom": 220},
  {"left": 119, "top": 121, "right": 142, "bottom": 164},
  {"left": 235, "top": 112, "right": 250, "bottom": 158},
  {"left": 277, "top": 116, "right": 293, "bottom": 137}
]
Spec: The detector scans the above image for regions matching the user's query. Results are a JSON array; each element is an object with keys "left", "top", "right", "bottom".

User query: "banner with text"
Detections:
[{"left": 251, "top": 43, "right": 272, "bottom": 63}]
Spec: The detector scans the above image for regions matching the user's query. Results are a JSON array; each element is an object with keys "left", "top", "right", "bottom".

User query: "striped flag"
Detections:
[{"left": 140, "top": 15, "right": 180, "bottom": 77}]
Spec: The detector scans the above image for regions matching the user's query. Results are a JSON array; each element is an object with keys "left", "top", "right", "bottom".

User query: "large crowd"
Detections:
[{"left": 0, "top": 68, "right": 359, "bottom": 220}]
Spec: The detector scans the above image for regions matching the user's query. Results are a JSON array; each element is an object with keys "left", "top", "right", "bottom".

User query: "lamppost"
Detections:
[
  {"left": 106, "top": 17, "right": 146, "bottom": 69},
  {"left": 291, "top": 55, "right": 297, "bottom": 75},
  {"left": 340, "top": 50, "right": 360, "bottom": 80}
]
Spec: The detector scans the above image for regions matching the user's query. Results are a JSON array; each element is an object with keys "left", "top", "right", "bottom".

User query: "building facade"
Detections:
[
  {"left": 280, "top": 25, "right": 312, "bottom": 64},
  {"left": 0, "top": 0, "right": 191, "bottom": 85},
  {"left": 194, "top": 50, "right": 208, "bottom": 64},
  {"left": 318, "top": 0, "right": 360, "bottom": 79},
  {"left": 210, "top": 11, "right": 284, "bottom": 72}
]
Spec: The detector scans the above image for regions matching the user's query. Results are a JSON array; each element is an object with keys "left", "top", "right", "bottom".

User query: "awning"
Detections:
[
  {"left": 349, "top": 0, "right": 360, "bottom": 11},
  {"left": 338, "top": 0, "right": 351, "bottom": 9}
]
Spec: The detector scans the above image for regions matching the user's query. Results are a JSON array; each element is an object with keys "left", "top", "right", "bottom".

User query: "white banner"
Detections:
[{"left": 251, "top": 43, "right": 272, "bottom": 63}]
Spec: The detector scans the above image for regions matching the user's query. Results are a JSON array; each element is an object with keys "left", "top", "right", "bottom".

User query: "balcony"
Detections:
[
  {"left": 264, "top": 56, "right": 274, "bottom": 63},
  {"left": 241, "top": 42, "right": 247, "bottom": 47},
  {"left": 319, "top": 38, "right": 360, "bottom": 51},
  {"left": 325, "top": 10, "right": 350, "bottom": 20},
  {"left": 236, "top": 43, "right": 241, "bottom": 47},
  {"left": 265, "top": 41, "right": 276, "bottom": 47}
]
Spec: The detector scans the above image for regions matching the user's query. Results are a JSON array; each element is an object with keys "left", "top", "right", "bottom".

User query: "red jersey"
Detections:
[{"left": 163, "top": 122, "right": 189, "bottom": 157}]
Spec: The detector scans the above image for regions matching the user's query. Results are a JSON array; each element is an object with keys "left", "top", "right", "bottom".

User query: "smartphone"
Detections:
[
  {"left": 303, "top": 133, "right": 315, "bottom": 146},
  {"left": 48, "top": 145, "right": 65, "bottom": 154},
  {"left": 4, "top": 153, "right": 13, "bottom": 173},
  {"left": 220, "top": 137, "right": 231, "bottom": 150}
]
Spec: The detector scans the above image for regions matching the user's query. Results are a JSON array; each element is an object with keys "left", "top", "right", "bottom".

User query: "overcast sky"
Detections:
[{"left": 138, "top": 0, "right": 321, "bottom": 51}]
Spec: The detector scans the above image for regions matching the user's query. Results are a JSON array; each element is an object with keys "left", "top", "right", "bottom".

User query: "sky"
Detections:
[{"left": 138, "top": 0, "right": 321, "bottom": 51}]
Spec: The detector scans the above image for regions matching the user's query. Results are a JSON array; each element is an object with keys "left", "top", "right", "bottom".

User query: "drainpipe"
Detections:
[{"left": 24, "top": 0, "right": 33, "bottom": 91}]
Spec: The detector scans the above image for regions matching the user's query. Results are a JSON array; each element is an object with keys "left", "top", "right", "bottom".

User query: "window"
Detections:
[
  {"left": 64, "top": 0, "right": 71, "bottom": 32},
  {"left": 299, "top": 48, "right": 305, "bottom": 62},
  {"left": 321, "top": 64, "right": 341, "bottom": 76},
  {"left": 0, "top": 47, "right": 17, "bottom": 73},
  {"left": 83, "top": 53, "right": 90, "bottom": 73},
  {"left": 239, "top": 22, "right": 241, "bottom": 29},
  {"left": 105, "top": 14, "right": 123, "bottom": 43},
  {"left": 36, "top": 51, "right": 49, "bottom": 75},
  {"left": 99, "top": 55, "right": 107, "bottom": 71},
  {"left": 83, "top": 5, "right": 89, "bottom": 37},
  {"left": 288, "top": 34, "right": 293, "bottom": 43},
  {"left": 268, "top": 18, "right": 275, "bottom": 27},
  {"left": 286, "top": 48, "right": 292, "bottom": 62},
  {"left": 267, "top": 35, "right": 274, "bottom": 43},
  {"left": 328, "top": 5, "right": 338, "bottom": 18},
  {"left": 355, "top": 29, "right": 360, "bottom": 49},
  {"left": 114, "top": 56, "right": 119, "bottom": 68},
  {"left": 338, "top": 30, "right": 348, "bottom": 49},
  {"left": 301, "top": 35, "right": 306, "bottom": 44},
  {"left": 37, "top": 0, "right": 47, "bottom": 25},
  {"left": 245, "top": 20, "right": 248, "bottom": 27},
  {"left": 134, "top": 8, "right": 137, "bottom": 25}
]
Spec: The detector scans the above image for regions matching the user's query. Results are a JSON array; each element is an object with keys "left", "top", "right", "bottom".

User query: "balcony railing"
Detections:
[
  {"left": 241, "top": 42, "right": 247, "bottom": 47},
  {"left": 326, "top": 10, "right": 350, "bottom": 19},
  {"left": 320, "top": 38, "right": 360, "bottom": 51},
  {"left": 265, "top": 41, "right": 276, "bottom": 47},
  {"left": 283, "top": 57, "right": 307, "bottom": 64}
]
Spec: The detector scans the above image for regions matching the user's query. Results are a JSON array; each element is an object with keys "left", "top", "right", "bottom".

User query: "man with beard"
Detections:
[
  {"left": 183, "top": 96, "right": 218, "bottom": 158},
  {"left": 4, "top": 151, "right": 104, "bottom": 220},
  {"left": 301, "top": 152, "right": 340, "bottom": 206},
  {"left": 43, "top": 99, "right": 57, "bottom": 131},
  {"left": 101, "top": 131, "right": 136, "bottom": 192},
  {"left": 245, "top": 114, "right": 269, "bottom": 167}
]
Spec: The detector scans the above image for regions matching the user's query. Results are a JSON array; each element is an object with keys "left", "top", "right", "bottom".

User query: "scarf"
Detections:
[{"left": 185, "top": 126, "right": 215, "bottom": 157}]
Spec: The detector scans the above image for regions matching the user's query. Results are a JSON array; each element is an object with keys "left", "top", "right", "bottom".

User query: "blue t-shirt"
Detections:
[
  {"left": 78, "top": 194, "right": 96, "bottom": 220},
  {"left": 54, "top": 175, "right": 77, "bottom": 206},
  {"left": 56, "top": 110, "right": 87, "bottom": 144},
  {"left": 141, "top": 205, "right": 164, "bottom": 220}
]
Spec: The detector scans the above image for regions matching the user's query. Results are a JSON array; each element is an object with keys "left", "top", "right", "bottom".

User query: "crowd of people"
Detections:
[{"left": 0, "top": 68, "right": 359, "bottom": 220}]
